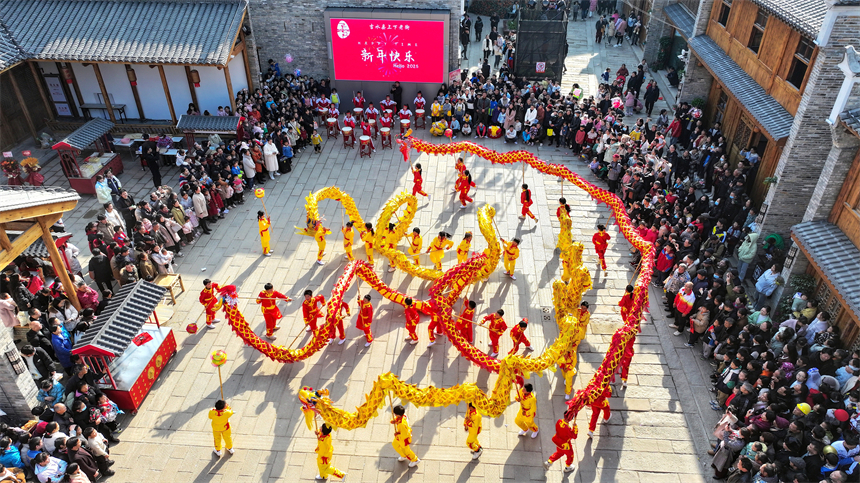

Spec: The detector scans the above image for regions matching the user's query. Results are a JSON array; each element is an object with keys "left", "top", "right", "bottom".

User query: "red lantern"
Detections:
[{"left": 186, "top": 323, "right": 199, "bottom": 334}]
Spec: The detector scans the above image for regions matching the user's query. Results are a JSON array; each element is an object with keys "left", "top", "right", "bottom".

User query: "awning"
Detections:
[
  {"left": 7, "top": 231, "right": 72, "bottom": 259},
  {"left": 73, "top": 281, "right": 167, "bottom": 358},
  {"left": 176, "top": 115, "right": 241, "bottom": 133},
  {"left": 840, "top": 107, "right": 860, "bottom": 138},
  {"left": 791, "top": 221, "right": 860, "bottom": 323},
  {"left": 688, "top": 35, "right": 795, "bottom": 140},
  {"left": 0, "top": 185, "right": 80, "bottom": 214},
  {"left": 0, "top": 0, "right": 247, "bottom": 66},
  {"left": 52, "top": 118, "right": 115, "bottom": 151},
  {"left": 664, "top": 3, "right": 695, "bottom": 40}
]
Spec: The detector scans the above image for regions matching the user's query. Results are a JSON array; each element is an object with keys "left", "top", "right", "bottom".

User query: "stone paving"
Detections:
[{"left": 1, "top": 15, "right": 723, "bottom": 483}]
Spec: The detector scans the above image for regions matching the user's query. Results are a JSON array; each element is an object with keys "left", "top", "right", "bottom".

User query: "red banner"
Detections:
[{"left": 330, "top": 18, "right": 445, "bottom": 83}]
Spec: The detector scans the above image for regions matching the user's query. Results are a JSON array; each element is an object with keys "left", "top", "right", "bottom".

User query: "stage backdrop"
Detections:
[{"left": 325, "top": 8, "right": 451, "bottom": 110}]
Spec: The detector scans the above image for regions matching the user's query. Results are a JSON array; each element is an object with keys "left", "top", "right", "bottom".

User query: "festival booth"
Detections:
[
  {"left": 72, "top": 281, "right": 175, "bottom": 413},
  {"left": 51, "top": 118, "right": 123, "bottom": 195},
  {"left": 176, "top": 115, "right": 240, "bottom": 150}
]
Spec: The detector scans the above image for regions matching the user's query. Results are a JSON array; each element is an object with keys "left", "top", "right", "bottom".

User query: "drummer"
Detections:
[
  {"left": 328, "top": 104, "right": 341, "bottom": 128},
  {"left": 360, "top": 121, "right": 376, "bottom": 151},
  {"left": 381, "top": 95, "right": 396, "bottom": 114},
  {"left": 365, "top": 102, "right": 380, "bottom": 121},
  {"left": 353, "top": 91, "right": 365, "bottom": 110},
  {"left": 398, "top": 104, "right": 412, "bottom": 121},
  {"left": 343, "top": 111, "right": 357, "bottom": 143},
  {"left": 317, "top": 94, "right": 331, "bottom": 112},
  {"left": 379, "top": 110, "right": 394, "bottom": 130},
  {"left": 413, "top": 91, "right": 426, "bottom": 111}
]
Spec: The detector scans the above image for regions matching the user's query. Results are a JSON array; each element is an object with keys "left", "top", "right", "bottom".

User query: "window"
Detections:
[
  {"left": 714, "top": 91, "right": 728, "bottom": 124},
  {"left": 717, "top": 0, "right": 732, "bottom": 27},
  {"left": 747, "top": 9, "right": 768, "bottom": 54},
  {"left": 787, "top": 37, "right": 814, "bottom": 89}
]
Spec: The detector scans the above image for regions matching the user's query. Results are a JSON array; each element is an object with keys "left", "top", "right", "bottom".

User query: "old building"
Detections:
[{"left": 651, "top": 0, "right": 860, "bottom": 346}]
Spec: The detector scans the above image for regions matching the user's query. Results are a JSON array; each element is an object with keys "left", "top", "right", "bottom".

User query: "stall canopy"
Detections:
[
  {"left": 73, "top": 281, "right": 167, "bottom": 358},
  {"left": 52, "top": 118, "right": 115, "bottom": 152},
  {"left": 176, "top": 115, "right": 240, "bottom": 133}
]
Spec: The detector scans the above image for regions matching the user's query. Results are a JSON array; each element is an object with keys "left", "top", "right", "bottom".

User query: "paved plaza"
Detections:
[{"left": 6, "top": 16, "right": 723, "bottom": 483}]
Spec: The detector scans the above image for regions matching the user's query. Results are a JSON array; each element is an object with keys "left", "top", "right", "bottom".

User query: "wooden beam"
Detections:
[
  {"left": 0, "top": 222, "right": 43, "bottom": 268},
  {"left": 29, "top": 61, "right": 55, "bottom": 121},
  {"left": 240, "top": 31, "right": 253, "bottom": 91},
  {"left": 0, "top": 225, "right": 12, "bottom": 252},
  {"left": 38, "top": 217, "right": 81, "bottom": 311},
  {"left": 91, "top": 63, "right": 115, "bottom": 122},
  {"left": 0, "top": 200, "right": 79, "bottom": 224},
  {"left": 65, "top": 63, "right": 86, "bottom": 109},
  {"left": 224, "top": 64, "right": 236, "bottom": 113},
  {"left": 231, "top": 40, "right": 245, "bottom": 58},
  {"left": 7, "top": 67, "right": 39, "bottom": 141},
  {"left": 55, "top": 62, "right": 80, "bottom": 117},
  {"left": 126, "top": 64, "right": 145, "bottom": 121},
  {"left": 184, "top": 66, "right": 199, "bottom": 111},
  {"left": 158, "top": 65, "right": 177, "bottom": 124}
]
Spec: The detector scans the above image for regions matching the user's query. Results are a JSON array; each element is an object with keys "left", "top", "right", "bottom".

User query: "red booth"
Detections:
[
  {"left": 52, "top": 118, "right": 123, "bottom": 195},
  {"left": 72, "top": 281, "right": 175, "bottom": 413}
]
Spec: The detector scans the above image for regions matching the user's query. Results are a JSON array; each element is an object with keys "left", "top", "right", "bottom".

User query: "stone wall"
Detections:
[
  {"left": 0, "top": 328, "right": 39, "bottom": 422},
  {"left": 642, "top": 0, "right": 669, "bottom": 66},
  {"left": 679, "top": 53, "right": 713, "bottom": 104},
  {"left": 759, "top": 9, "right": 860, "bottom": 240},
  {"left": 692, "top": 0, "right": 715, "bottom": 37},
  {"left": 248, "top": 0, "right": 461, "bottom": 80}
]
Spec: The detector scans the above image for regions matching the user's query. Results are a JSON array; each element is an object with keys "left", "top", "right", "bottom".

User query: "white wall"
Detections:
[
  {"left": 98, "top": 63, "right": 140, "bottom": 119},
  {"left": 229, "top": 52, "right": 249, "bottom": 97},
  {"left": 134, "top": 66, "right": 172, "bottom": 121},
  {"left": 163, "top": 65, "right": 193, "bottom": 119},
  {"left": 195, "top": 66, "right": 229, "bottom": 115}
]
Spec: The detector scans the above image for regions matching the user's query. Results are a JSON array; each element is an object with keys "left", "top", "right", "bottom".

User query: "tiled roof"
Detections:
[
  {"left": 73, "top": 281, "right": 166, "bottom": 358},
  {"left": 747, "top": 0, "right": 826, "bottom": 38},
  {"left": 7, "top": 232, "right": 72, "bottom": 258},
  {"left": 664, "top": 3, "right": 695, "bottom": 39},
  {"left": 0, "top": 0, "right": 247, "bottom": 66},
  {"left": 52, "top": 118, "right": 114, "bottom": 151},
  {"left": 0, "top": 186, "right": 80, "bottom": 214},
  {"left": 0, "top": 17, "right": 24, "bottom": 72},
  {"left": 792, "top": 221, "right": 860, "bottom": 323},
  {"left": 688, "top": 35, "right": 795, "bottom": 140},
  {"left": 842, "top": 107, "right": 860, "bottom": 137},
  {"left": 176, "top": 115, "right": 240, "bottom": 132}
]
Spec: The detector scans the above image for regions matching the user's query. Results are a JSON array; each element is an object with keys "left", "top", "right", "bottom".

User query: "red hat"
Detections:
[{"left": 834, "top": 409, "right": 850, "bottom": 422}]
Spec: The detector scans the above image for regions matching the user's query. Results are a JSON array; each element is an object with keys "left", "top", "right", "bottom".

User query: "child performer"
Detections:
[
  {"left": 384, "top": 222, "right": 397, "bottom": 273},
  {"left": 331, "top": 297, "right": 350, "bottom": 345},
  {"left": 311, "top": 130, "right": 322, "bottom": 153},
  {"left": 456, "top": 232, "right": 473, "bottom": 264},
  {"left": 315, "top": 423, "right": 346, "bottom": 480},
  {"left": 520, "top": 184, "right": 537, "bottom": 220},
  {"left": 257, "top": 211, "right": 272, "bottom": 257},
  {"left": 342, "top": 221, "right": 354, "bottom": 261},
  {"left": 509, "top": 318, "right": 534, "bottom": 354},
  {"left": 391, "top": 405, "right": 420, "bottom": 467},
  {"left": 256, "top": 283, "right": 291, "bottom": 340},
  {"left": 502, "top": 238, "right": 521, "bottom": 280},
  {"left": 619, "top": 284, "right": 635, "bottom": 322},
  {"left": 199, "top": 279, "right": 221, "bottom": 329},
  {"left": 315, "top": 221, "right": 331, "bottom": 266},
  {"left": 464, "top": 402, "right": 483, "bottom": 460},
  {"left": 457, "top": 299, "right": 477, "bottom": 344},
  {"left": 208, "top": 400, "right": 234, "bottom": 456},
  {"left": 587, "top": 386, "right": 612, "bottom": 438},
  {"left": 360, "top": 120, "right": 376, "bottom": 151},
  {"left": 515, "top": 383, "right": 539, "bottom": 438},
  {"left": 592, "top": 224, "right": 611, "bottom": 273},
  {"left": 356, "top": 294, "right": 374, "bottom": 347},
  {"left": 361, "top": 222, "right": 375, "bottom": 266},
  {"left": 412, "top": 163, "right": 429, "bottom": 198},
  {"left": 452, "top": 156, "right": 467, "bottom": 192},
  {"left": 302, "top": 289, "right": 325, "bottom": 333},
  {"left": 426, "top": 232, "right": 454, "bottom": 271},
  {"left": 615, "top": 334, "right": 635, "bottom": 390},
  {"left": 480, "top": 309, "right": 507, "bottom": 358},
  {"left": 407, "top": 227, "right": 422, "bottom": 265},
  {"left": 404, "top": 297, "right": 420, "bottom": 345},
  {"left": 543, "top": 418, "right": 577, "bottom": 473},
  {"left": 456, "top": 170, "right": 475, "bottom": 209}
]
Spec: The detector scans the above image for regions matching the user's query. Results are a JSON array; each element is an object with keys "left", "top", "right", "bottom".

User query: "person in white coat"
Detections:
[
  {"left": 263, "top": 138, "right": 280, "bottom": 179},
  {"left": 103, "top": 202, "right": 125, "bottom": 232}
]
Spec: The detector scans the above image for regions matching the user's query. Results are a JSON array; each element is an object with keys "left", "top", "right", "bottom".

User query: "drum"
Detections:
[
  {"left": 317, "top": 108, "right": 327, "bottom": 119},
  {"left": 400, "top": 119, "right": 411, "bottom": 134},
  {"left": 367, "top": 118, "right": 377, "bottom": 138},
  {"left": 380, "top": 127, "right": 391, "bottom": 136},
  {"left": 342, "top": 127, "right": 354, "bottom": 148},
  {"left": 384, "top": 109, "right": 394, "bottom": 117},
  {"left": 326, "top": 118, "right": 337, "bottom": 127},
  {"left": 342, "top": 127, "right": 353, "bottom": 138},
  {"left": 415, "top": 109, "right": 425, "bottom": 118},
  {"left": 359, "top": 135, "right": 371, "bottom": 144},
  {"left": 414, "top": 109, "right": 426, "bottom": 129},
  {"left": 353, "top": 108, "right": 364, "bottom": 120},
  {"left": 380, "top": 127, "right": 392, "bottom": 149}
]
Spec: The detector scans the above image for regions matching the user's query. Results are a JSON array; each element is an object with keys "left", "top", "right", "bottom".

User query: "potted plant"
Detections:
[
  {"left": 21, "top": 157, "right": 44, "bottom": 186},
  {"left": 1, "top": 155, "right": 22, "bottom": 186}
]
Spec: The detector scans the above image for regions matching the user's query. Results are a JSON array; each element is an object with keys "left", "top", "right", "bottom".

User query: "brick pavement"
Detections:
[{"left": 1, "top": 19, "right": 720, "bottom": 483}]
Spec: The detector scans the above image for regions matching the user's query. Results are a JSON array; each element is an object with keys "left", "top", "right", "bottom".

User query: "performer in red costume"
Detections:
[
  {"left": 587, "top": 386, "right": 612, "bottom": 437},
  {"left": 404, "top": 297, "right": 420, "bottom": 345},
  {"left": 520, "top": 184, "right": 537, "bottom": 220},
  {"left": 457, "top": 299, "right": 477, "bottom": 344},
  {"left": 199, "top": 279, "right": 221, "bottom": 329},
  {"left": 480, "top": 309, "right": 507, "bottom": 357},
  {"left": 256, "top": 283, "right": 291, "bottom": 340},
  {"left": 508, "top": 318, "right": 534, "bottom": 354},
  {"left": 356, "top": 294, "right": 374, "bottom": 347},
  {"left": 411, "top": 163, "right": 429, "bottom": 198},
  {"left": 543, "top": 418, "right": 577, "bottom": 473},
  {"left": 302, "top": 289, "right": 325, "bottom": 333},
  {"left": 592, "top": 224, "right": 611, "bottom": 272}
]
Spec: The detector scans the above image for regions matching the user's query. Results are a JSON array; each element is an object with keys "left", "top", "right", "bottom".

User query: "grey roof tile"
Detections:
[
  {"left": 688, "top": 35, "right": 795, "bottom": 140},
  {"left": 0, "top": 16, "right": 24, "bottom": 71},
  {"left": 840, "top": 106, "right": 860, "bottom": 136},
  {"left": 0, "top": 0, "right": 247, "bottom": 66},
  {"left": 52, "top": 118, "right": 115, "bottom": 151},
  {"left": 176, "top": 115, "right": 241, "bottom": 132},
  {"left": 73, "top": 281, "right": 167, "bottom": 358},
  {"left": 664, "top": 3, "right": 695, "bottom": 40},
  {"left": 0, "top": 185, "right": 80, "bottom": 214},
  {"left": 747, "top": 0, "right": 827, "bottom": 38},
  {"left": 792, "top": 221, "right": 860, "bottom": 323},
  {"left": 7, "top": 231, "right": 73, "bottom": 258}
]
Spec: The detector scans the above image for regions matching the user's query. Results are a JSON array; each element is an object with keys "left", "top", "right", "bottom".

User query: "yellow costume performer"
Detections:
[
  {"left": 464, "top": 403, "right": 483, "bottom": 458},
  {"left": 502, "top": 238, "right": 520, "bottom": 279},
  {"left": 558, "top": 350, "right": 577, "bottom": 398},
  {"left": 342, "top": 223, "right": 354, "bottom": 261},
  {"left": 257, "top": 212, "right": 271, "bottom": 256},
  {"left": 407, "top": 228, "right": 422, "bottom": 265},
  {"left": 430, "top": 119, "right": 448, "bottom": 136},
  {"left": 427, "top": 233, "right": 453, "bottom": 270},
  {"left": 315, "top": 425, "right": 345, "bottom": 480},
  {"left": 391, "top": 406, "right": 420, "bottom": 466},
  {"left": 314, "top": 222, "right": 331, "bottom": 264},
  {"left": 360, "top": 224, "right": 375, "bottom": 265},
  {"left": 515, "top": 384, "right": 539, "bottom": 436},
  {"left": 208, "top": 401, "right": 234, "bottom": 455},
  {"left": 456, "top": 233, "right": 472, "bottom": 264}
]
